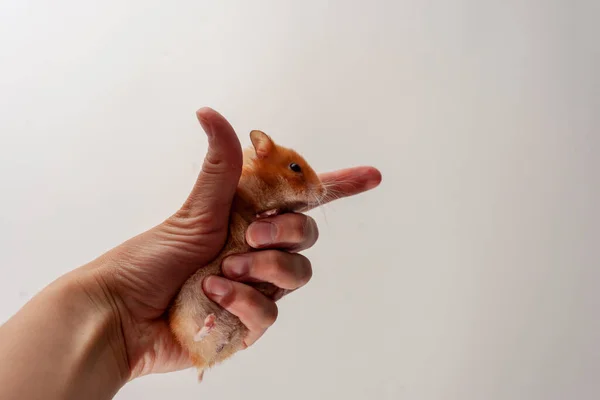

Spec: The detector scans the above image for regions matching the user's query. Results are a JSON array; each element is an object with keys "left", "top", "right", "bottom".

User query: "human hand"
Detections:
[{"left": 75, "top": 108, "right": 381, "bottom": 379}]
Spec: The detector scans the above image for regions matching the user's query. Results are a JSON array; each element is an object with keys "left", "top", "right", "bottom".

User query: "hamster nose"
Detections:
[
  {"left": 310, "top": 184, "right": 327, "bottom": 200},
  {"left": 318, "top": 185, "right": 327, "bottom": 199}
]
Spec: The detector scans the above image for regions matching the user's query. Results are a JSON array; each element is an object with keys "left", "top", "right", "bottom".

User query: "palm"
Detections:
[{"left": 106, "top": 224, "right": 228, "bottom": 377}]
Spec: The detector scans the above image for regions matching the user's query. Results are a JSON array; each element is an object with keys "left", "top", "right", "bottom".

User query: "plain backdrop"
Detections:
[{"left": 1, "top": 1, "right": 599, "bottom": 399}]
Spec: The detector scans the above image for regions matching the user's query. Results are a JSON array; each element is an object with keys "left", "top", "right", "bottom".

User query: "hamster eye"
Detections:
[{"left": 289, "top": 163, "right": 302, "bottom": 173}]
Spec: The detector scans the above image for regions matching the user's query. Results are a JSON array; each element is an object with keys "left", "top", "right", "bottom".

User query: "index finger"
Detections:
[{"left": 305, "top": 166, "right": 382, "bottom": 211}]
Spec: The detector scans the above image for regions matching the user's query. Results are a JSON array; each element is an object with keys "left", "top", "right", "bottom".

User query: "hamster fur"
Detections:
[{"left": 168, "top": 129, "right": 325, "bottom": 381}]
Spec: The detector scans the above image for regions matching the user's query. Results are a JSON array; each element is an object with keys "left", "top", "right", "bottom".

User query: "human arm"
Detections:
[
  {"left": 0, "top": 107, "right": 381, "bottom": 399},
  {"left": 0, "top": 213, "right": 322, "bottom": 400}
]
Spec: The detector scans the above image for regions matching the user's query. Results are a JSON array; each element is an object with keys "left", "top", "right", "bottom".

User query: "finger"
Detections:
[
  {"left": 246, "top": 213, "right": 318, "bottom": 251},
  {"left": 178, "top": 107, "right": 243, "bottom": 221},
  {"left": 203, "top": 276, "right": 278, "bottom": 347},
  {"left": 307, "top": 166, "right": 382, "bottom": 210},
  {"left": 222, "top": 250, "right": 313, "bottom": 290}
]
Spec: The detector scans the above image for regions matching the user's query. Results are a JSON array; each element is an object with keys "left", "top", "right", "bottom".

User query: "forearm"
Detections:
[{"left": 0, "top": 270, "right": 129, "bottom": 400}]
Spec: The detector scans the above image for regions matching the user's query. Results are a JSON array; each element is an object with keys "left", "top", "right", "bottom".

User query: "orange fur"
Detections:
[{"left": 168, "top": 130, "right": 325, "bottom": 380}]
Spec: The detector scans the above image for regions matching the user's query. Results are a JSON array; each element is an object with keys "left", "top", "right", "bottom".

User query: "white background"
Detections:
[{"left": 1, "top": 1, "right": 599, "bottom": 399}]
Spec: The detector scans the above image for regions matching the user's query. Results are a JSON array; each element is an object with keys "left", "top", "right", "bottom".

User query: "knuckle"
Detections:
[
  {"left": 263, "top": 249, "right": 286, "bottom": 267},
  {"left": 256, "top": 251, "right": 285, "bottom": 277},
  {"left": 255, "top": 251, "right": 313, "bottom": 289},
  {"left": 168, "top": 208, "right": 222, "bottom": 232},
  {"left": 202, "top": 152, "right": 226, "bottom": 174},
  {"left": 244, "top": 289, "right": 264, "bottom": 311},
  {"left": 262, "top": 303, "right": 279, "bottom": 327},
  {"left": 285, "top": 214, "right": 309, "bottom": 243},
  {"left": 263, "top": 250, "right": 289, "bottom": 281},
  {"left": 306, "top": 217, "right": 319, "bottom": 243},
  {"left": 295, "top": 254, "right": 313, "bottom": 286},
  {"left": 202, "top": 150, "right": 243, "bottom": 177},
  {"left": 310, "top": 218, "right": 319, "bottom": 241}
]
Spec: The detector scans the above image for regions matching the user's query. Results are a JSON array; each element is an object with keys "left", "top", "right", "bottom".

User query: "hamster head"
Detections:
[{"left": 241, "top": 130, "right": 326, "bottom": 214}]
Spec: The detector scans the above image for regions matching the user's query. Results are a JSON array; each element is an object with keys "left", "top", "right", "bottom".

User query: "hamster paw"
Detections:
[{"left": 193, "top": 314, "right": 216, "bottom": 342}]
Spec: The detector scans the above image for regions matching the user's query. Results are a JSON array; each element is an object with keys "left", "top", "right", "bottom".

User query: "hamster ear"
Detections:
[{"left": 250, "top": 130, "right": 274, "bottom": 159}]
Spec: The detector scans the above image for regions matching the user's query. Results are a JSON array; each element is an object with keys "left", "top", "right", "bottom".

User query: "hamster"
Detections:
[{"left": 168, "top": 129, "right": 326, "bottom": 381}]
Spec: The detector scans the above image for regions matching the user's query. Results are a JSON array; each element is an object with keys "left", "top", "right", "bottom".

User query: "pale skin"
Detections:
[{"left": 0, "top": 107, "right": 382, "bottom": 400}]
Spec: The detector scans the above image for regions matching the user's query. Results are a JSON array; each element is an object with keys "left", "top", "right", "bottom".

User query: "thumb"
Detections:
[
  {"left": 177, "top": 107, "right": 243, "bottom": 229},
  {"left": 101, "top": 108, "right": 243, "bottom": 309}
]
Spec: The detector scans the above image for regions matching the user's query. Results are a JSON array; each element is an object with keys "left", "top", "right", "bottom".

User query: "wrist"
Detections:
[
  {"left": 0, "top": 268, "right": 130, "bottom": 400},
  {"left": 64, "top": 268, "right": 132, "bottom": 382}
]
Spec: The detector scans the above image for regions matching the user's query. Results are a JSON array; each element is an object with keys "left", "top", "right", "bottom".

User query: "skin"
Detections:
[{"left": 0, "top": 107, "right": 382, "bottom": 400}]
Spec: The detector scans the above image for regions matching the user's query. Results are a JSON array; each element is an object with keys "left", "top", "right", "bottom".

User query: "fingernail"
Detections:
[
  {"left": 204, "top": 276, "right": 232, "bottom": 298},
  {"left": 247, "top": 221, "right": 277, "bottom": 247},
  {"left": 223, "top": 255, "right": 250, "bottom": 279}
]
